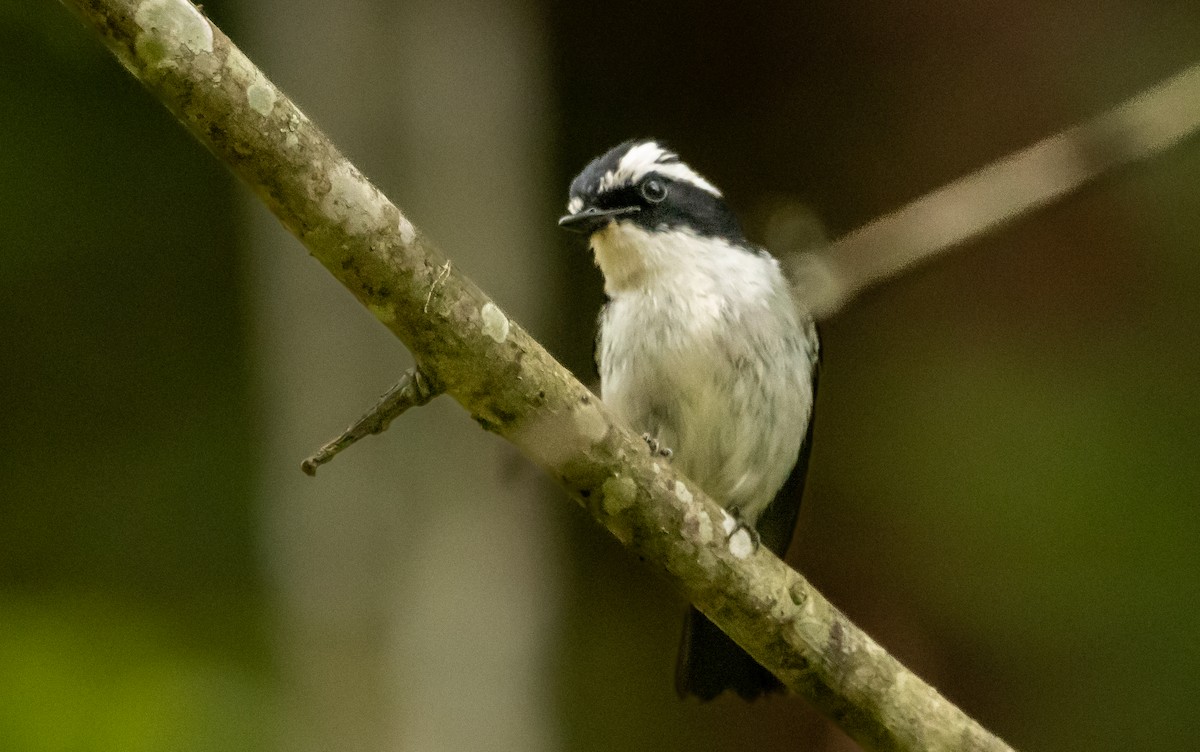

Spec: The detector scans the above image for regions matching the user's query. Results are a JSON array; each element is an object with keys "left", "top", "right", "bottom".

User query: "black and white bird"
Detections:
[{"left": 559, "top": 140, "right": 820, "bottom": 700}]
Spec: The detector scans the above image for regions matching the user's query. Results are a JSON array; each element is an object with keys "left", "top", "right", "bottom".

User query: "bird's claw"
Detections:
[{"left": 641, "top": 433, "right": 673, "bottom": 458}]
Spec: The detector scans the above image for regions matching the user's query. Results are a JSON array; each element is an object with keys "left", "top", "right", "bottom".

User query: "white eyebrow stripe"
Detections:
[
  {"left": 647, "top": 160, "right": 722, "bottom": 196},
  {"left": 598, "top": 141, "right": 723, "bottom": 197}
]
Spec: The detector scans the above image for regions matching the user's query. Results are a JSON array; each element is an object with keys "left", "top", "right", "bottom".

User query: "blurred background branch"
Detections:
[{"left": 790, "top": 62, "right": 1200, "bottom": 317}]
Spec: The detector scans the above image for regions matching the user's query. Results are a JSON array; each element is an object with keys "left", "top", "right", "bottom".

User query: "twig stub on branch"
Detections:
[{"left": 300, "top": 368, "right": 440, "bottom": 476}]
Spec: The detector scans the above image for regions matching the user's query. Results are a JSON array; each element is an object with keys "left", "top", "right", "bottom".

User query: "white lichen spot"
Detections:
[
  {"left": 720, "top": 510, "right": 737, "bottom": 536},
  {"left": 367, "top": 301, "right": 395, "bottom": 324},
  {"left": 480, "top": 302, "right": 509, "bottom": 343},
  {"left": 134, "top": 0, "right": 213, "bottom": 67},
  {"left": 320, "top": 162, "right": 387, "bottom": 236},
  {"left": 284, "top": 132, "right": 299, "bottom": 149},
  {"left": 247, "top": 80, "right": 277, "bottom": 116},
  {"left": 673, "top": 480, "right": 693, "bottom": 504},
  {"left": 651, "top": 462, "right": 662, "bottom": 474},
  {"left": 397, "top": 215, "right": 416, "bottom": 245},
  {"left": 601, "top": 475, "right": 637, "bottom": 515},
  {"left": 728, "top": 527, "right": 755, "bottom": 559}
]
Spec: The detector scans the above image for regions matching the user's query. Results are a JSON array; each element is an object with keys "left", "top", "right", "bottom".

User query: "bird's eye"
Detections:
[{"left": 640, "top": 178, "right": 668, "bottom": 203}]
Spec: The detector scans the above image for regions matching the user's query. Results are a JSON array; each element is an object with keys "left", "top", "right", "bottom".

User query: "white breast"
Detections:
[{"left": 593, "top": 222, "right": 817, "bottom": 522}]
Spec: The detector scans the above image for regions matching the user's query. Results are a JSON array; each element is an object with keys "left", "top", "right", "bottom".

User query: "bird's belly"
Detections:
[{"left": 600, "top": 324, "right": 809, "bottom": 522}]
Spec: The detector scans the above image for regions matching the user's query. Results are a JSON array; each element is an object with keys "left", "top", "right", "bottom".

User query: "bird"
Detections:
[{"left": 558, "top": 139, "right": 820, "bottom": 700}]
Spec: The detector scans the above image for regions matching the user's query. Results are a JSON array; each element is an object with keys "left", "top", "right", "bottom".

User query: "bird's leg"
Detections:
[{"left": 642, "top": 433, "right": 673, "bottom": 458}]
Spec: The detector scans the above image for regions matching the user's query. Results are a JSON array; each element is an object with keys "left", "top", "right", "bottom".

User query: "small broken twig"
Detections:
[{"left": 301, "top": 368, "right": 440, "bottom": 475}]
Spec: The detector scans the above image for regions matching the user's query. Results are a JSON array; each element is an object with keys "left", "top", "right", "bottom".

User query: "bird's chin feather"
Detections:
[{"left": 589, "top": 221, "right": 656, "bottom": 294}]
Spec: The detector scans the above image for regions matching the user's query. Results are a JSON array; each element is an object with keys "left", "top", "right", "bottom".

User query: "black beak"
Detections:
[{"left": 557, "top": 205, "right": 641, "bottom": 234}]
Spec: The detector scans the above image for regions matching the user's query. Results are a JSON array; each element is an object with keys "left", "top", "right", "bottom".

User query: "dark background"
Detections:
[{"left": 4, "top": 1, "right": 1200, "bottom": 750}]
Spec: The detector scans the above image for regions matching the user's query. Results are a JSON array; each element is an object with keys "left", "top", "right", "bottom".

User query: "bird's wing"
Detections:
[{"left": 754, "top": 335, "right": 820, "bottom": 557}]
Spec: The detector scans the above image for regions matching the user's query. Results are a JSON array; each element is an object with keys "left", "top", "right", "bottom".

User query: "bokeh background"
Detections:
[{"left": 4, "top": 1, "right": 1200, "bottom": 750}]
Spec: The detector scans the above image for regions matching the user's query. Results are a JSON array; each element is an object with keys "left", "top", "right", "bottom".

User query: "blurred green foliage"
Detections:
[
  {"left": 0, "top": 596, "right": 273, "bottom": 752},
  {"left": 1, "top": 1, "right": 268, "bottom": 748}
]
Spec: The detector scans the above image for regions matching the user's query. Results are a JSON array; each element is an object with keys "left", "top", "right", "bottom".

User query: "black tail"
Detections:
[
  {"left": 676, "top": 343, "right": 819, "bottom": 701},
  {"left": 675, "top": 606, "right": 783, "bottom": 700}
]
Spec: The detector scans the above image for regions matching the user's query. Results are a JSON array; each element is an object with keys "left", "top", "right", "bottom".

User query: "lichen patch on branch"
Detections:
[
  {"left": 728, "top": 528, "right": 755, "bottom": 559},
  {"left": 673, "top": 480, "right": 693, "bottom": 504},
  {"left": 398, "top": 215, "right": 417, "bottom": 246},
  {"left": 480, "top": 302, "right": 509, "bottom": 343},
  {"left": 246, "top": 80, "right": 276, "bottom": 116},
  {"left": 133, "top": 0, "right": 212, "bottom": 67},
  {"left": 320, "top": 162, "right": 389, "bottom": 236}
]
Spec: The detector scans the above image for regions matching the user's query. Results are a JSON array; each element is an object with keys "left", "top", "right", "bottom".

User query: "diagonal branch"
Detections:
[{"left": 55, "top": 0, "right": 1060, "bottom": 749}]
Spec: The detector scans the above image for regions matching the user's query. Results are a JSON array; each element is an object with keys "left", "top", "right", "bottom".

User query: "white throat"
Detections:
[{"left": 590, "top": 222, "right": 753, "bottom": 296}]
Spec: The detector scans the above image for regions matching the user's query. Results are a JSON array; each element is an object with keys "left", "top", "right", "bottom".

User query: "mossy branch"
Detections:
[{"left": 59, "top": 0, "right": 1019, "bottom": 749}]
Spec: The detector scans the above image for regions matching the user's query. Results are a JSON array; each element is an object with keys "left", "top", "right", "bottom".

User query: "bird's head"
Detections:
[
  {"left": 559, "top": 140, "right": 742, "bottom": 241},
  {"left": 559, "top": 141, "right": 746, "bottom": 292}
]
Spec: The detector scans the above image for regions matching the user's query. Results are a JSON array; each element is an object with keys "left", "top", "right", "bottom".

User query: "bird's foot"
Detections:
[{"left": 642, "top": 433, "right": 673, "bottom": 458}]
